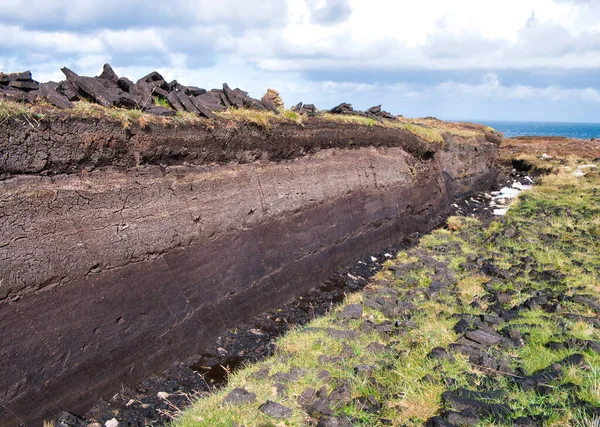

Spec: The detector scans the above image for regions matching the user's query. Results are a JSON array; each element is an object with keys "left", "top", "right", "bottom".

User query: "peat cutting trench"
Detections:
[{"left": 0, "top": 115, "right": 501, "bottom": 426}]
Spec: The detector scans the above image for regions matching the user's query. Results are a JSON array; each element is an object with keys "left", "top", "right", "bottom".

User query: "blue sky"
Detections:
[{"left": 1, "top": 0, "right": 600, "bottom": 122}]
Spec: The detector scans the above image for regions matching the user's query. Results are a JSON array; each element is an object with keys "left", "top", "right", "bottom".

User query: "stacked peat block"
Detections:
[
  {"left": 290, "top": 102, "right": 318, "bottom": 116},
  {"left": 0, "top": 63, "right": 282, "bottom": 118},
  {"left": 327, "top": 102, "right": 396, "bottom": 120}
]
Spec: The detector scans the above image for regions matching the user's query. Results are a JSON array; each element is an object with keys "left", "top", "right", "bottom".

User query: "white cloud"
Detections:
[{"left": 1, "top": 0, "right": 599, "bottom": 121}]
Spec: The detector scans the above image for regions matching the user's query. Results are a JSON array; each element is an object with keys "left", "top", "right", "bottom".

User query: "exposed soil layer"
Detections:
[
  {"left": 72, "top": 166, "right": 529, "bottom": 426},
  {"left": 0, "top": 118, "right": 499, "bottom": 426},
  {"left": 0, "top": 116, "right": 500, "bottom": 177}
]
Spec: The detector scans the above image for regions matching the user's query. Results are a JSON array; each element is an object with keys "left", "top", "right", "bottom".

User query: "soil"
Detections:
[{"left": 60, "top": 165, "right": 531, "bottom": 427}]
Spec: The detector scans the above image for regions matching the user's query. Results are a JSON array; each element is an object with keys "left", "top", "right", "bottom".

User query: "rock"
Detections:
[
  {"left": 137, "top": 71, "right": 165, "bottom": 85},
  {"left": 166, "top": 91, "right": 186, "bottom": 112},
  {"left": 152, "top": 86, "right": 170, "bottom": 98},
  {"left": 258, "top": 400, "right": 292, "bottom": 419},
  {"left": 367, "top": 105, "right": 381, "bottom": 114},
  {"left": 61, "top": 67, "right": 120, "bottom": 108},
  {"left": 442, "top": 391, "right": 510, "bottom": 417},
  {"left": 428, "top": 346, "right": 456, "bottom": 362},
  {"left": 104, "top": 419, "right": 118, "bottom": 427},
  {"left": 465, "top": 329, "right": 502, "bottom": 346},
  {"left": 57, "top": 80, "right": 80, "bottom": 101},
  {"left": 191, "top": 96, "right": 217, "bottom": 119},
  {"left": 339, "top": 304, "right": 363, "bottom": 320},
  {"left": 514, "top": 416, "right": 540, "bottom": 427},
  {"left": 366, "top": 342, "right": 388, "bottom": 354},
  {"left": 481, "top": 262, "right": 511, "bottom": 280},
  {"left": 297, "top": 388, "right": 316, "bottom": 407},
  {"left": 195, "top": 92, "right": 226, "bottom": 111},
  {"left": 352, "top": 395, "right": 381, "bottom": 413},
  {"left": 572, "top": 294, "right": 600, "bottom": 313},
  {"left": 98, "top": 64, "right": 119, "bottom": 83},
  {"left": 168, "top": 80, "right": 179, "bottom": 91},
  {"left": 328, "top": 382, "right": 352, "bottom": 406},
  {"left": 222, "top": 387, "right": 256, "bottom": 405},
  {"left": 341, "top": 345, "right": 355, "bottom": 358},
  {"left": 316, "top": 417, "right": 354, "bottom": 427},
  {"left": 306, "top": 398, "right": 334, "bottom": 417},
  {"left": 329, "top": 103, "right": 353, "bottom": 114},
  {"left": 261, "top": 96, "right": 280, "bottom": 113},
  {"left": 223, "top": 83, "right": 245, "bottom": 109},
  {"left": 38, "top": 82, "right": 74, "bottom": 109},
  {"left": 8, "top": 80, "right": 39, "bottom": 91},
  {"left": 55, "top": 411, "right": 86, "bottom": 427},
  {"left": 243, "top": 96, "right": 267, "bottom": 111},
  {"left": 319, "top": 355, "right": 343, "bottom": 364},
  {"left": 271, "top": 367, "right": 306, "bottom": 383},
  {"left": 515, "top": 364, "right": 563, "bottom": 391},
  {"left": 427, "top": 417, "right": 459, "bottom": 427},
  {"left": 354, "top": 364, "right": 374, "bottom": 376},
  {"left": 446, "top": 409, "right": 479, "bottom": 426},
  {"left": 117, "top": 77, "right": 135, "bottom": 93},
  {"left": 185, "top": 86, "right": 206, "bottom": 96},
  {"left": 0, "top": 71, "right": 32, "bottom": 84},
  {"left": 175, "top": 90, "right": 199, "bottom": 113},
  {"left": 421, "top": 374, "right": 436, "bottom": 383}
]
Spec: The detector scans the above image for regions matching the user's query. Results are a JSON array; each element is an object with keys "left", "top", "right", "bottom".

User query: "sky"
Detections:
[{"left": 1, "top": 0, "right": 600, "bottom": 122}]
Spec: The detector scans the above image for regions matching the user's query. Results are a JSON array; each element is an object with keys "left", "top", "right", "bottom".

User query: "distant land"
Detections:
[{"left": 456, "top": 120, "right": 600, "bottom": 139}]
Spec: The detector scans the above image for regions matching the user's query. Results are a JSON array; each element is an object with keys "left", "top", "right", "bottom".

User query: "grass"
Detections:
[
  {"left": 0, "top": 98, "right": 492, "bottom": 147},
  {"left": 0, "top": 98, "right": 45, "bottom": 126},
  {"left": 171, "top": 156, "right": 600, "bottom": 426}
]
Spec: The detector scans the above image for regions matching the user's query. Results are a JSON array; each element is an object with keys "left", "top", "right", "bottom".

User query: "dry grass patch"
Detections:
[{"left": 457, "top": 274, "right": 489, "bottom": 305}]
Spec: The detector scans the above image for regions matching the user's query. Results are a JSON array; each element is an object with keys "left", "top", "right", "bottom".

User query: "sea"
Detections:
[{"left": 470, "top": 120, "right": 600, "bottom": 139}]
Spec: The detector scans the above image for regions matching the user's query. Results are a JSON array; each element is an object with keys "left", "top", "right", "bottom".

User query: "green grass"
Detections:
[
  {"left": 170, "top": 158, "right": 600, "bottom": 426},
  {"left": 0, "top": 98, "right": 492, "bottom": 148},
  {"left": 0, "top": 99, "right": 45, "bottom": 125},
  {"left": 153, "top": 95, "right": 171, "bottom": 108}
]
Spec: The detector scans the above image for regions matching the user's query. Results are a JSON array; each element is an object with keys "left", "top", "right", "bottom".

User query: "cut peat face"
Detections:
[{"left": 0, "top": 117, "right": 500, "bottom": 426}]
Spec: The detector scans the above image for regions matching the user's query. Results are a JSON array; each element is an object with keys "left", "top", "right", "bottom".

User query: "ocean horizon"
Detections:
[{"left": 454, "top": 120, "right": 600, "bottom": 139}]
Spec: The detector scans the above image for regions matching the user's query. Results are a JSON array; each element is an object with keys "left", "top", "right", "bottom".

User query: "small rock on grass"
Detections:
[
  {"left": 366, "top": 341, "right": 389, "bottom": 354},
  {"left": 222, "top": 387, "right": 256, "bottom": 405},
  {"left": 258, "top": 400, "right": 293, "bottom": 419},
  {"left": 317, "top": 417, "right": 354, "bottom": 427},
  {"left": 446, "top": 409, "right": 479, "bottom": 426},
  {"left": 428, "top": 346, "right": 456, "bottom": 362},
  {"left": 339, "top": 304, "right": 363, "bottom": 320}
]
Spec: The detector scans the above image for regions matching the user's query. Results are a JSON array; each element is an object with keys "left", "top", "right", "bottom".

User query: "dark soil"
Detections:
[{"left": 48, "top": 165, "right": 533, "bottom": 427}]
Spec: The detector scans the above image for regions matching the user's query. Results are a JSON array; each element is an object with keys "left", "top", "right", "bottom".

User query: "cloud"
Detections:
[
  {"left": 0, "top": 0, "right": 289, "bottom": 31},
  {"left": 309, "top": 0, "right": 353, "bottom": 25},
  {"left": 1, "top": 0, "right": 599, "bottom": 121}
]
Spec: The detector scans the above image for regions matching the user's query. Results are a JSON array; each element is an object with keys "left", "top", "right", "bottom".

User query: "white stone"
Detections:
[
  {"left": 541, "top": 153, "right": 552, "bottom": 159},
  {"left": 370, "top": 256, "right": 378, "bottom": 262},
  {"left": 572, "top": 170, "right": 587, "bottom": 177},
  {"left": 512, "top": 182, "right": 532, "bottom": 191},
  {"left": 105, "top": 419, "right": 118, "bottom": 427},
  {"left": 493, "top": 208, "right": 508, "bottom": 216},
  {"left": 578, "top": 164, "right": 597, "bottom": 170},
  {"left": 499, "top": 187, "right": 521, "bottom": 198},
  {"left": 384, "top": 253, "right": 392, "bottom": 258}
]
